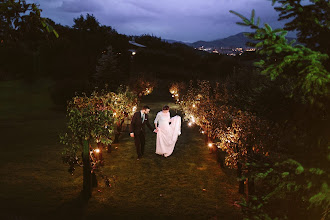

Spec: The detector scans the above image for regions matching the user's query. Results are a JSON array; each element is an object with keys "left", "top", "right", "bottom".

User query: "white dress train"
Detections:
[{"left": 154, "top": 111, "right": 181, "bottom": 157}]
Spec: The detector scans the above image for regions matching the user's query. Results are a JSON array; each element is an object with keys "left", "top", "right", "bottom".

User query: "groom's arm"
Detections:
[{"left": 145, "top": 115, "right": 154, "bottom": 132}]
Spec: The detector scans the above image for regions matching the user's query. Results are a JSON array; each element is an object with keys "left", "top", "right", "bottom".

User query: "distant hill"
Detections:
[
  {"left": 165, "top": 32, "right": 297, "bottom": 49},
  {"left": 188, "top": 32, "right": 251, "bottom": 48},
  {"left": 163, "top": 39, "right": 189, "bottom": 44}
]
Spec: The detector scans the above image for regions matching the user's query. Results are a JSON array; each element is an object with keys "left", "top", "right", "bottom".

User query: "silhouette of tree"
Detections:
[{"left": 273, "top": 0, "right": 330, "bottom": 56}]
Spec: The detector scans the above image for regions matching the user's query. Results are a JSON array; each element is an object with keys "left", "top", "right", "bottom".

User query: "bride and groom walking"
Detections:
[{"left": 129, "top": 105, "right": 181, "bottom": 160}]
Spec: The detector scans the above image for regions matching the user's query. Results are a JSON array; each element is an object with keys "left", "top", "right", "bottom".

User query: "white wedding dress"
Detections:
[{"left": 154, "top": 111, "right": 181, "bottom": 157}]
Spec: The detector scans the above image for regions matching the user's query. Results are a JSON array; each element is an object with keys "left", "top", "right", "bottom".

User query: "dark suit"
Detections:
[{"left": 130, "top": 111, "right": 154, "bottom": 158}]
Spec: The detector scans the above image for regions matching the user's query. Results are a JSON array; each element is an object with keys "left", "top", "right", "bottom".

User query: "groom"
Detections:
[{"left": 130, "top": 106, "right": 154, "bottom": 160}]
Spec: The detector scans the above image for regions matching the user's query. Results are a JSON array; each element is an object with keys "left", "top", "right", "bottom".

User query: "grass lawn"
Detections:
[{"left": 0, "top": 80, "right": 242, "bottom": 219}]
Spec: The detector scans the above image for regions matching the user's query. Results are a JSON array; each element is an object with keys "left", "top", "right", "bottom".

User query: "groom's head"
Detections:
[{"left": 142, "top": 106, "right": 150, "bottom": 114}]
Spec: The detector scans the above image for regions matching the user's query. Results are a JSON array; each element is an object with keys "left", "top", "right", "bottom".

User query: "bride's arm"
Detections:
[{"left": 154, "top": 112, "right": 160, "bottom": 130}]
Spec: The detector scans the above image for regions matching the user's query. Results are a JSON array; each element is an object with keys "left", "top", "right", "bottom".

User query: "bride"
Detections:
[{"left": 154, "top": 105, "right": 181, "bottom": 157}]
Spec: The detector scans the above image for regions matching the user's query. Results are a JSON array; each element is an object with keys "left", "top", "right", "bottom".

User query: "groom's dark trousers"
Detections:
[{"left": 130, "top": 111, "right": 154, "bottom": 158}]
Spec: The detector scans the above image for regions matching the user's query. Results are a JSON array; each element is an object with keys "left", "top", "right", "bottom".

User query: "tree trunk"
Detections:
[
  {"left": 204, "top": 133, "right": 209, "bottom": 145},
  {"left": 97, "top": 142, "right": 104, "bottom": 165},
  {"left": 208, "top": 137, "right": 216, "bottom": 153},
  {"left": 204, "top": 124, "right": 209, "bottom": 145},
  {"left": 114, "top": 119, "right": 125, "bottom": 143},
  {"left": 107, "top": 144, "right": 112, "bottom": 153},
  {"left": 92, "top": 172, "right": 98, "bottom": 188},
  {"left": 82, "top": 140, "right": 92, "bottom": 199},
  {"left": 247, "top": 145, "right": 255, "bottom": 199},
  {"left": 236, "top": 144, "right": 245, "bottom": 194},
  {"left": 216, "top": 147, "right": 226, "bottom": 168},
  {"left": 237, "top": 162, "right": 245, "bottom": 194}
]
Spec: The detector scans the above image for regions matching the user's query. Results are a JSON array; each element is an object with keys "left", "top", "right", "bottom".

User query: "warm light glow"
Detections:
[
  {"left": 113, "top": 113, "right": 116, "bottom": 116},
  {"left": 191, "top": 116, "right": 195, "bottom": 123},
  {"left": 172, "top": 95, "right": 174, "bottom": 97},
  {"left": 188, "top": 122, "right": 192, "bottom": 126},
  {"left": 201, "top": 131, "right": 204, "bottom": 134},
  {"left": 171, "top": 90, "right": 175, "bottom": 94},
  {"left": 133, "top": 106, "right": 137, "bottom": 112},
  {"left": 177, "top": 99, "right": 179, "bottom": 102},
  {"left": 95, "top": 149, "right": 100, "bottom": 153},
  {"left": 132, "top": 51, "right": 136, "bottom": 55},
  {"left": 208, "top": 143, "right": 213, "bottom": 148},
  {"left": 192, "top": 104, "right": 196, "bottom": 108},
  {"left": 175, "top": 94, "right": 178, "bottom": 97}
]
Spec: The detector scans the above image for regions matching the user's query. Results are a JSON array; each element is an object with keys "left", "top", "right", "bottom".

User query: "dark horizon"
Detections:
[{"left": 28, "top": 0, "right": 295, "bottom": 43}]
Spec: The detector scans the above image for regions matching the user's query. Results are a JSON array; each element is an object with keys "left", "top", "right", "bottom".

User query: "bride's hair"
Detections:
[{"left": 162, "top": 105, "right": 170, "bottom": 110}]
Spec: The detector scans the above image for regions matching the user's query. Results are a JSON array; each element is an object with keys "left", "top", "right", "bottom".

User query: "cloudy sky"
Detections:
[{"left": 28, "top": 0, "right": 291, "bottom": 42}]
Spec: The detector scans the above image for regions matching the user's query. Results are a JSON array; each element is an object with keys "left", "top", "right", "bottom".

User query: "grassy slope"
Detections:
[{"left": 0, "top": 81, "right": 242, "bottom": 220}]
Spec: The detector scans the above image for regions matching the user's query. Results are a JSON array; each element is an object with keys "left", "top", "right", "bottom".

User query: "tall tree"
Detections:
[
  {"left": 73, "top": 13, "right": 100, "bottom": 32},
  {"left": 273, "top": 0, "right": 330, "bottom": 56},
  {"left": 93, "top": 46, "right": 121, "bottom": 90},
  {"left": 230, "top": 2, "right": 330, "bottom": 219},
  {"left": 0, "top": 0, "right": 58, "bottom": 42},
  {"left": 229, "top": 8, "right": 329, "bottom": 106}
]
